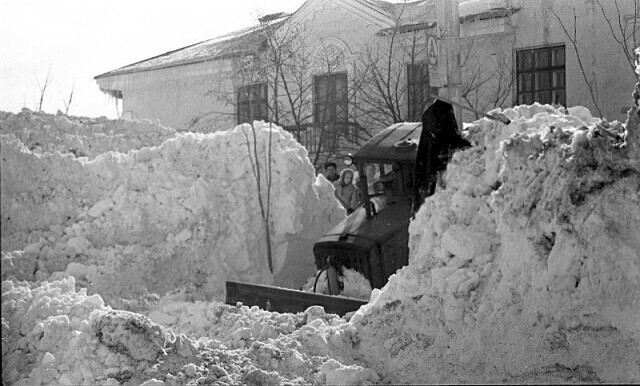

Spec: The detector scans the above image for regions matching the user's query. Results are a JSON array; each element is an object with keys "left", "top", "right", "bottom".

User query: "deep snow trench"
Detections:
[{"left": 2, "top": 70, "right": 640, "bottom": 384}]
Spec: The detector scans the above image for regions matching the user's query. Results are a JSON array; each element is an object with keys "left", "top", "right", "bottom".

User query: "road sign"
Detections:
[
  {"left": 426, "top": 33, "right": 442, "bottom": 87},
  {"left": 427, "top": 35, "right": 438, "bottom": 66}
]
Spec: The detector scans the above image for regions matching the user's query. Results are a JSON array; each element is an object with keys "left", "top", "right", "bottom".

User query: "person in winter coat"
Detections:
[
  {"left": 333, "top": 169, "right": 359, "bottom": 214},
  {"left": 324, "top": 161, "right": 340, "bottom": 183}
]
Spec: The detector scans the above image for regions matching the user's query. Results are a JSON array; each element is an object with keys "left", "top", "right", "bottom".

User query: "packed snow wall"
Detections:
[
  {"left": 0, "top": 109, "right": 178, "bottom": 159},
  {"left": 351, "top": 100, "right": 640, "bottom": 381},
  {"left": 1, "top": 110, "right": 345, "bottom": 308}
]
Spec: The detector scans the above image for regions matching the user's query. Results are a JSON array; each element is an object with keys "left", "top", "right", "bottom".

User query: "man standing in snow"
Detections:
[{"left": 324, "top": 161, "right": 339, "bottom": 183}]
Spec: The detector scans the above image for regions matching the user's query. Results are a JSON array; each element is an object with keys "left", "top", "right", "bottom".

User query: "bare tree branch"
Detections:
[
  {"left": 35, "top": 64, "right": 53, "bottom": 112},
  {"left": 60, "top": 79, "right": 76, "bottom": 115},
  {"left": 595, "top": 0, "right": 639, "bottom": 74},
  {"left": 551, "top": 7, "right": 603, "bottom": 117}
]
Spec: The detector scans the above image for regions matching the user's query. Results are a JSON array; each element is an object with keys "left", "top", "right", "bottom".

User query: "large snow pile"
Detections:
[
  {"left": 1, "top": 112, "right": 345, "bottom": 309},
  {"left": 3, "top": 73, "right": 640, "bottom": 385},
  {"left": 351, "top": 102, "right": 640, "bottom": 382}
]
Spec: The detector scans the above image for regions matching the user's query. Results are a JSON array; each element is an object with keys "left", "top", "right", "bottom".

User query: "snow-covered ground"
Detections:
[{"left": 2, "top": 68, "right": 640, "bottom": 385}]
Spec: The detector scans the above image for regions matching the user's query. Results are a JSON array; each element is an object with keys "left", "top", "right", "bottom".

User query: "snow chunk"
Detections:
[
  {"left": 318, "top": 358, "right": 379, "bottom": 385},
  {"left": 441, "top": 225, "right": 492, "bottom": 261}
]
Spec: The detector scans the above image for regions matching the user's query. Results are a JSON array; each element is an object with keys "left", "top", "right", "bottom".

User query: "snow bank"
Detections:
[
  {"left": 2, "top": 277, "right": 378, "bottom": 385},
  {"left": 4, "top": 76, "right": 640, "bottom": 384},
  {"left": 0, "top": 109, "right": 177, "bottom": 159},
  {"left": 352, "top": 101, "right": 640, "bottom": 383},
  {"left": 1, "top": 113, "right": 345, "bottom": 308}
]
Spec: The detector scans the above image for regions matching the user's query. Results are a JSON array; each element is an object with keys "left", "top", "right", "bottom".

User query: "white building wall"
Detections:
[
  {"left": 508, "top": 0, "right": 637, "bottom": 121},
  {"left": 96, "top": 0, "right": 637, "bottom": 133}
]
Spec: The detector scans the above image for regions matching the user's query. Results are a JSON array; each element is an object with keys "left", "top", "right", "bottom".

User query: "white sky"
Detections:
[{"left": 0, "top": 0, "right": 305, "bottom": 118}]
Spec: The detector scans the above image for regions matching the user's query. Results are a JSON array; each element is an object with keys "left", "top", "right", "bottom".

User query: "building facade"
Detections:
[{"left": 95, "top": 0, "right": 639, "bottom": 165}]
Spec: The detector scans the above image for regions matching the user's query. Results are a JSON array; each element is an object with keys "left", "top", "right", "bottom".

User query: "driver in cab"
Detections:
[{"left": 370, "top": 173, "right": 395, "bottom": 214}]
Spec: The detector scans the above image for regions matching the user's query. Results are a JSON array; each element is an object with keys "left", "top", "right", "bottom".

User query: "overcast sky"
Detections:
[{"left": 0, "top": 0, "right": 305, "bottom": 118}]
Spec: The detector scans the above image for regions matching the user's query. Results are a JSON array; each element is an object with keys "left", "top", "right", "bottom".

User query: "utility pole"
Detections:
[{"left": 437, "top": 0, "right": 462, "bottom": 131}]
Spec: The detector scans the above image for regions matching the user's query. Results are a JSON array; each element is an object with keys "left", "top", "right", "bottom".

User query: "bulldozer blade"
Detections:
[{"left": 225, "top": 281, "right": 368, "bottom": 316}]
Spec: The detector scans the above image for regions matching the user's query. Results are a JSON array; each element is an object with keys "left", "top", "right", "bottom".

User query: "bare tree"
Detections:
[
  {"left": 256, "top": 20, "right": 359, "bottom": 167},
  {"left": 195, "top": 16, "right": 360, "bottom": 168},
  {"left": 35, "top": 64, "right": 53, "bottom": 112},
  {"left": 259, "top": 20, "right": 315, "bottom": 140},
  {"left": 459, "top": 36, "right": 492, "bottom": 116},
  {"left": 60, "top": 79, "right": 76, "bottom": 115},
  {"left": 351, "top": 21, "right": 430, "bottom": 128},
  {"left": 596, "top": 0, "right": 640, "bottom": 75},
  {"left": 241, "top": 121, "right": 275, "bottom": 274},
  {"left": 551, "top": 8, "right": 604, "bottom": 117},
  {"left": 460, "top": 34, "right": 515, "bottom": 118}
]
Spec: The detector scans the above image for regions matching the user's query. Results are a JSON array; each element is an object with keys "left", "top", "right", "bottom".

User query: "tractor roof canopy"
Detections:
[{"left": 354, "top": 122, "right": 422, "bottom": 164}]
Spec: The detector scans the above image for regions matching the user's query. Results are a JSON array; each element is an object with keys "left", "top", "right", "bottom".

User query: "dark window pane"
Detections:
[
  {"left": 535, "top": 49, "right": 550, "bottom": 68},
  {"left": 336, "top": 104, "right": 348, "bottom": 122},
  {"left": 535, "top": 91, "right": 551, "bottom": 104},
  {"left": 407, "top": 62, "right": 431, "bottom": 119},
  {"left": 519, "top": 73, "right": 533, "bottom": 92},
  {"left": 336, "top": 75, "right": 348, "bottom": 101},
  {"left": 536, "top": 72, "right": 551, "bottom": 90},
  {"left": 518, "top": 50, "right": 533, "bottom": 71},
  {"left": 551, "top": 90, "right": 565, "bottom": 106},
  {"left": 237, "top": 83, "right": 268, "bottom": 124},
  {"left": 552, "top": 71, "right": 565, "bottom": 88},
  {"left": 552, "top": 47, "right": 565, "bottom": 66},
  {"left": 314, "top": 73, "right": 348, "bottom": 125},
  {"left": 518, "top": 93, "right": 532, "bottom": 105}
]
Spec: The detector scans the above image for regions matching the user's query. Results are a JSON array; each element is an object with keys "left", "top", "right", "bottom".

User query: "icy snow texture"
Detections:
[
  {"left": 0, "top": 109, "right": 177, "bottom": 159},
  {"left": 1, "top": 111, "right": 345, "bottom": 307},
  {"left": 2, "top": 277, "right": 378, "bottom": 385},
  {"left": 352, "top": 102, "right": 640, "bottom": 383}
]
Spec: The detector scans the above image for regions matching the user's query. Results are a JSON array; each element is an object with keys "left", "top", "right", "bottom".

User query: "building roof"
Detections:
[
  {"left": 94, "top": 15, "right": 289, "bottom": 79},
  {"left": 375, "top": 0, "right": 436, "bottom": 26},
  {"left": 94, "top": 0, "right": 436, "bottom": 80}
]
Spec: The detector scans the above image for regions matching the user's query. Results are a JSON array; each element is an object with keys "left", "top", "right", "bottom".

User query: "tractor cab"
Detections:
[
  {"left": 313, "top": 123, "right": 421, "bottom": 293},
  {"left": 313, "top": 99, "right": 470, "bottom": 294}
]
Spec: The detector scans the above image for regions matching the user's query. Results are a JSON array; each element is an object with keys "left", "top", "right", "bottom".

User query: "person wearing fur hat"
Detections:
[{"left": 333, "top": 169, "right": 359, "bottom": 214}]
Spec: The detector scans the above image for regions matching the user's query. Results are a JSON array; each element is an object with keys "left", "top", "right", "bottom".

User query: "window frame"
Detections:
[
  {"left": 516, "top": 45, "right": 566, "bottom": 106},
  {"left": 237, "top": 83, "right": 269, "bottom": 125},
  {"left": 313, "top": 72, "right": 349, "bottom": 126}
]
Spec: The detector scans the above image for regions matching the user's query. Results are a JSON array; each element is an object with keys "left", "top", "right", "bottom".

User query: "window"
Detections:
[
  {"left": 314, "top": 73, "right": 348, "bottom": 151},
  {"left": 314, "top": 73, "right": 348, "bottom": 126},
  {"left": 407, "top": 62, "right": 432, "bottom": 121},
  {"left": 516, "top": 46, "right": 565, "bottom": 106},
  {"left": 237, "top": 83, "right": 268, "bottom": 124}
]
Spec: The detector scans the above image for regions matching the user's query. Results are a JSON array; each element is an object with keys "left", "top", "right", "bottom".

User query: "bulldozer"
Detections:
[{"left": 226, "top": 99, "right": 504, "bottom": 315}]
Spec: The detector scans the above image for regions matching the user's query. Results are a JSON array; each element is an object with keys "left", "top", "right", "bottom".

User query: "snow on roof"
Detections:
[
  {"left": 94, "top": 15, "right": 289, "bottom": 79},
  {"left": 374, "top": 0, "right": 436, "bottom": 26}
]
